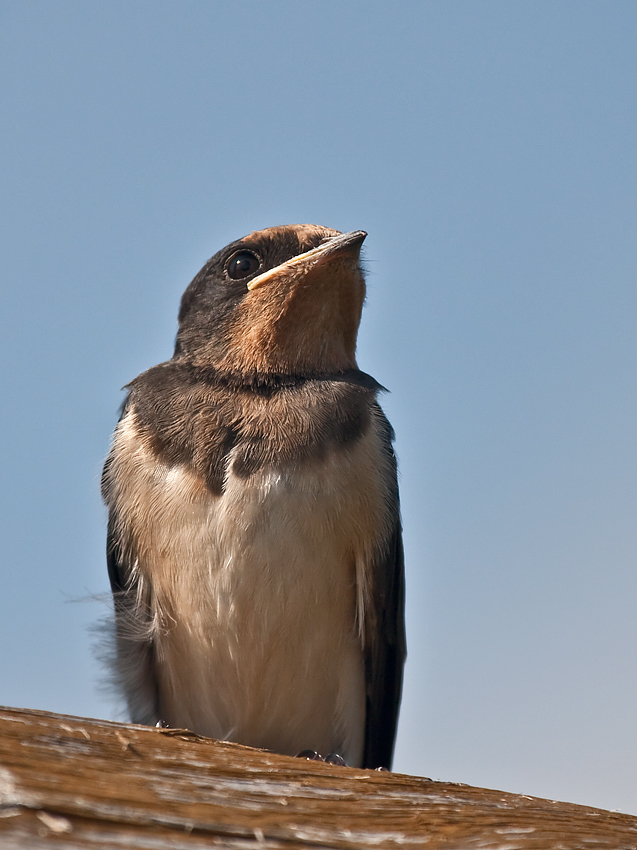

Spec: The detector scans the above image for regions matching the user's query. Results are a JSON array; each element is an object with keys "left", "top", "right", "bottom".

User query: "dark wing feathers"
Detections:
[
  {"left": 362, "top": 409, "right": 406, "bottom": 770},
  {"left": 104, "top": 449, "right": 160, "bottom": 727}
]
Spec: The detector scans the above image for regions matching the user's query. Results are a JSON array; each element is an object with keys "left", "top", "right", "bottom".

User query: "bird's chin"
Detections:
[{"left": 211, "top": 235, "right": 366, "bottom": 377}]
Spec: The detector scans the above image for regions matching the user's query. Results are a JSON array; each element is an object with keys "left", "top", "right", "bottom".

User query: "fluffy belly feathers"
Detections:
[{"left": 108, "top": 410, "right": 392, "bottom": 765}]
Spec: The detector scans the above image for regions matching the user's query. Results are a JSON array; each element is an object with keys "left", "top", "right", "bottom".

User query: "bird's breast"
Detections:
[{"left": 108, "top": 407, "right": 394, "bottom": 765}]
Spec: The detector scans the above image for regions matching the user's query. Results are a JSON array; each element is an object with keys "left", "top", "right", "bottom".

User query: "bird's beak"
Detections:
[{"left": 246, "top": 230, "right": 367, "bottom": 292}]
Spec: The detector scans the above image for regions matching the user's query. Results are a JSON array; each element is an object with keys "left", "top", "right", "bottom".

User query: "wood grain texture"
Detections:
[{"left": 0, "top": 706, "right": 635, "bottom": 849}]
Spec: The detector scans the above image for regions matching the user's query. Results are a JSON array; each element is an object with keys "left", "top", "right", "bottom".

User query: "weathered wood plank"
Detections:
[{"left": 0, "top": 706, "right": 635, "bottom": 848}]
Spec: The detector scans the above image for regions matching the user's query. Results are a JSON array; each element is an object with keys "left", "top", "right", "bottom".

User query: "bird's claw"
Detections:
[
  {"left": 295, "top": 750, "right": 347, "bottom": 766},
  {"left": 295, "top": 749, "right": 324, "bottom": 761}
]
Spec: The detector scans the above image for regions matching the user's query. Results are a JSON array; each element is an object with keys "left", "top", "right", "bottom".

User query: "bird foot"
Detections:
[
  {"left": 295, "top": 749, "right": 323, "bottom": 760},
  {"left": 295, "top": 750, "right": 347, "bottom": 766}
]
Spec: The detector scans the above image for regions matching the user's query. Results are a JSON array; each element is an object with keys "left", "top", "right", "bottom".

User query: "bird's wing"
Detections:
[
  {"left": 103, "top": 436, "right": 160, "bottom": 727},
  {"left": 362, "top": 408, "right": 407, "bottom": 770}
]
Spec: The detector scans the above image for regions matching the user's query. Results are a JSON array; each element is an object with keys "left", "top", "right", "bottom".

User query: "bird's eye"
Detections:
[{"left": 226, "top": 251, "right": 261, "bottom": 280}]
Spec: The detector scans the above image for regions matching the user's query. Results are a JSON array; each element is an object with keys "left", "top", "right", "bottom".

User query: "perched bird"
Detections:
[{"left": 102, "top": 225, "right": 406, "bottom": 769}]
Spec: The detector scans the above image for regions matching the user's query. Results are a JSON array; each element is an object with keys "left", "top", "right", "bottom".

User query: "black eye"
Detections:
[{"left": 226, "top": 250, "right": 260, "bottom": 280}]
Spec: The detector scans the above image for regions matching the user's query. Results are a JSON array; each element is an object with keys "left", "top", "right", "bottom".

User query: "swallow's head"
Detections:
[{"left": 175, "top": 224, "right": 367, "bottom": 376}]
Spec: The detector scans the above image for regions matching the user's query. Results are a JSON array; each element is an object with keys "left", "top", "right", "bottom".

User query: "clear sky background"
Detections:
[{"left": 2, "top": 0, "right": 637, "bottom": 815}]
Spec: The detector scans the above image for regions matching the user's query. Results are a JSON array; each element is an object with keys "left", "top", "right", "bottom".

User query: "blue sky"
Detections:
[{"left": 2, "top": 0, "right": 637, "bottom": 814}]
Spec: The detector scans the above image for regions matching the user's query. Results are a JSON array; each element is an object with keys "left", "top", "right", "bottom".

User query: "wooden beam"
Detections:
[{"left": 0, "top": 705, "right": 635, "bottom": 848}]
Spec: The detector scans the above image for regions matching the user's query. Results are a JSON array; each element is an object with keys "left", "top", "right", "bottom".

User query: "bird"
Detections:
[{"left": 102, "top": 224, "right": 406, "bottom": 769}]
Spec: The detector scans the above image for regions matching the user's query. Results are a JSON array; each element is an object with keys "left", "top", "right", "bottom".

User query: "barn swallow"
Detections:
[{"left": 102, "top": 225, "right": 406, "bottom": 769}]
